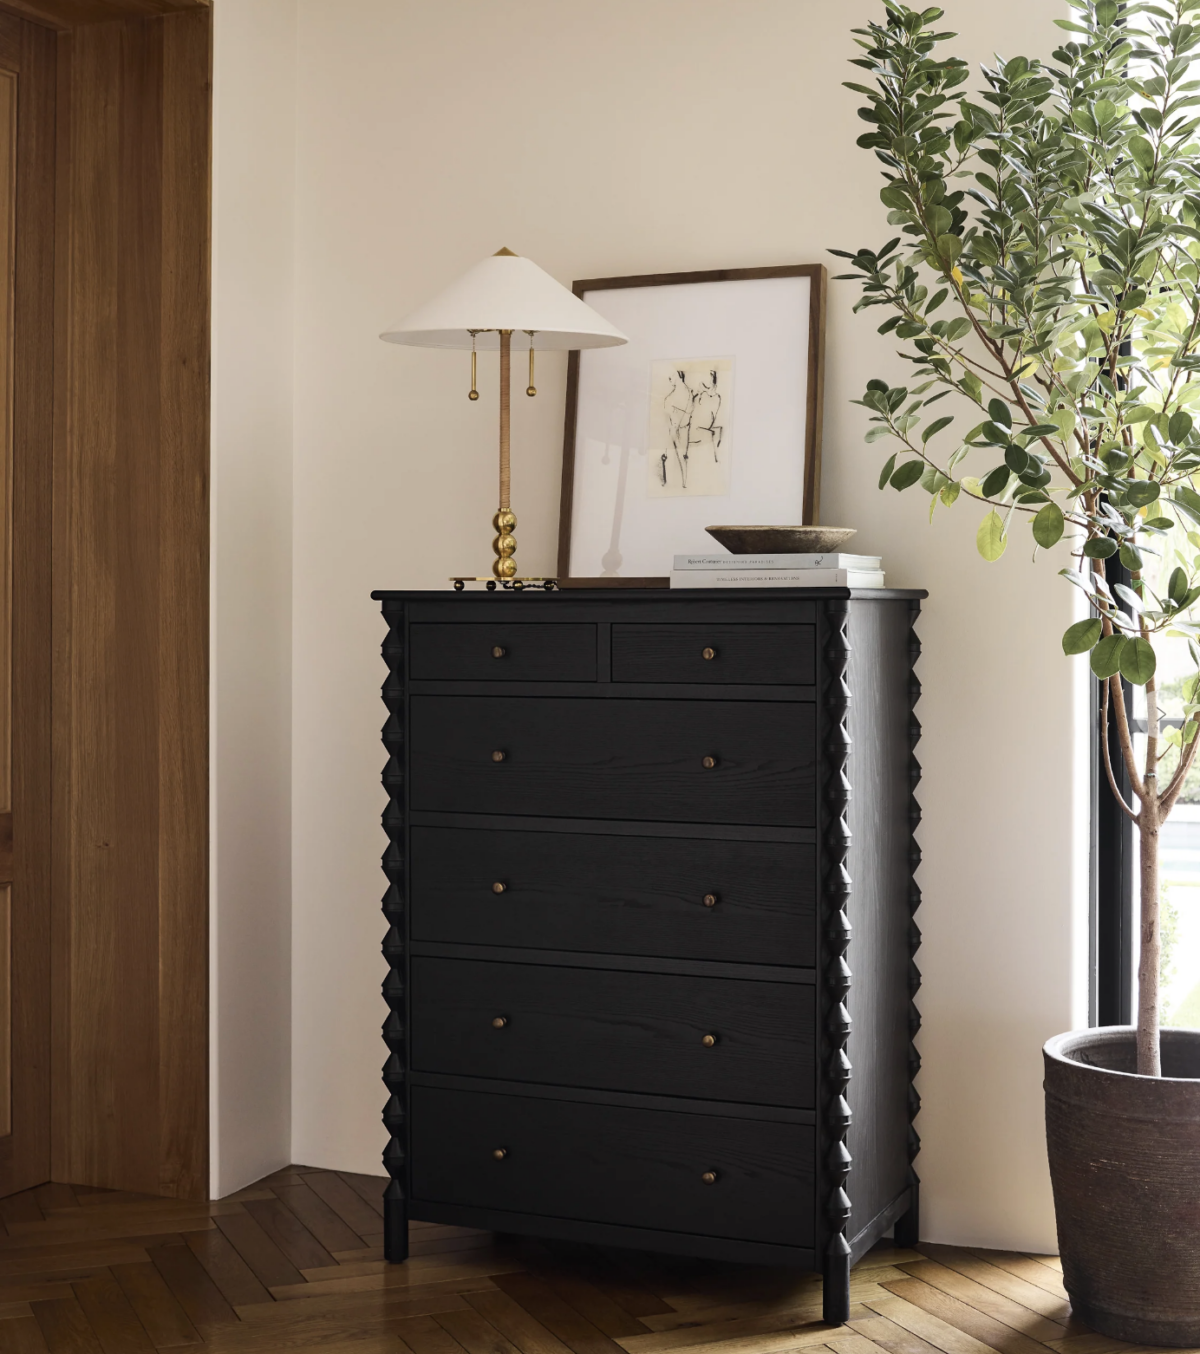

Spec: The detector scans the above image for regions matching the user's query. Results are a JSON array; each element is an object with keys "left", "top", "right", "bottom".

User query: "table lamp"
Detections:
[{"left": 381, "top": 248, "right": 628, "bottom": 587}]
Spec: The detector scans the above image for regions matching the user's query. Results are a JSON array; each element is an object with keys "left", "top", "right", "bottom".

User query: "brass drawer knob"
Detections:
[
  {"left": 702, "top": 647, "right": 717, "bottom": 660},
  {"left": 492, "top": 646, "right": 507, "bottom": 659},
  {"left": 703, "top": 893, "right": 718, "bottom": 908},
  {"left": 701, "top": 1170, "right": 718, "bottom": 1185},
  {"left": 493, "top": 1148, "right": 508, "bottom": 1161},
  {"left": 492, "top": 750, "right": 507, "bottom": 763},
  {"left": 492, "top": 881, "right": 508, "bottom": 895},
  {"left": 701, "top": 1033, "right": 718, "bottom": 1048},
  {"left": 492, "top": 1016, "right": 509, "bottom": 1029},
  {"left": 702, "top": 755, "right": 717, "bottom": 770}
]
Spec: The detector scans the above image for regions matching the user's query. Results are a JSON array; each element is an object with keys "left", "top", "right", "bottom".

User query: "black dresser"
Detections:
[{"left": 373, "top": 587, "right": 924, "bottom": 1323}]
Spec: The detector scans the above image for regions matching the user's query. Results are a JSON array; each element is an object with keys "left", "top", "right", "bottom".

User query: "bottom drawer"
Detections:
[{"left": 411, "top": 1086, "right": 814, "bottom": 1247}]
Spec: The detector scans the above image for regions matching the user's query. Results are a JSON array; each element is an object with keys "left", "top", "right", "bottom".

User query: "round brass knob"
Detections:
[
  {"left": 492, "top": 646, "right": 507, "bottom": 659},
  {"left": 701, "top": 1171, "right": 718, "bottom": 1185},
  {"left": 703, "top": 893, "right": 718, "bottom": 908},
  {"left": 702, "top": 1033, "right": 718, "bottom": 1048},
  {"left": 702, "top": 755, "right": 717, "bottom": 770},
  {"left": 492, "top": 750, "right": 507, "bottom": 763},
  {"left": 493, "top": 1148, "right": 508, "bottom": 1161},
  {"left": 492, "top": 1016, "right": 508, "bottom": 1029},
  {"left": 492, "top": 881, "right": 508, "bottom": 895},
  {"left": 702, "top": 647, "right": 716, "bottom": 661}
]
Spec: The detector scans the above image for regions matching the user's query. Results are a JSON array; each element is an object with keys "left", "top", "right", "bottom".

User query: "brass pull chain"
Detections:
[
  {"left": 469, "top": 330, "right": 480, "bottom": 401},
  {"left": 525, "top": 330, "right": 537, "bottom": 396}
]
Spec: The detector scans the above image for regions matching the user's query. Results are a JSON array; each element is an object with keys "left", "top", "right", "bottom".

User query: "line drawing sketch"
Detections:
[{"left": 646, "top": 357, "right": 734, "bottom": 498}]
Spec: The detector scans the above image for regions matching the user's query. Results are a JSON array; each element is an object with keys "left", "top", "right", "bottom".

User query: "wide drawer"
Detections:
[
  {"left": 409, "top": 696, "right": 815, "bottom": 826},
  {"left": 411, "top": 1086, "right": 815, "bottom": 1247},
  {"left": 411, "top": 826, "right": 816, "bottom": 966},
  {"left": 410, "top": 623, "right": 596, "bottom": 682},
  {"left": 411, "top": 957, "right": 815, "bottom": 1108},
  {"left": 612, "top": 624, "right": 815, "bottom": 685}
]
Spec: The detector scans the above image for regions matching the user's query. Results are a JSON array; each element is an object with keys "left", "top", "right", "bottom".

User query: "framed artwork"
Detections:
[{"left": 556, "top": 265, "right": 827, "bottom": 583}]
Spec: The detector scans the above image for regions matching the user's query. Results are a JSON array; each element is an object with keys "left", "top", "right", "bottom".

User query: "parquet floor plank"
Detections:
[
  {"left": 149, "top": 1243, "right": 241, "bottom": 1332},
  {"left": 269, "top": 1183, "right": 366, "bottom": 1255},
  {"left": 3, "top": 1312, "right": 52, "bottom": 1353},
  {"left": 71, "top": 1272, "right": 157, "bottom": 1354},
  {"left": 0, "top": 1167, "right": 1140, "bottom": 1354},
  {"left": 181, "top": 1231, "right": 272, "bottom": 1310},
  {"left": 30, "top": 1296, "right": 105, "bottom": 1353},
  {"left": 303, "top": 1173, "right": 387, "bottom": 1239},
  {"left": 111, "top": 1261, "right": 203, "bottom": 1347}
]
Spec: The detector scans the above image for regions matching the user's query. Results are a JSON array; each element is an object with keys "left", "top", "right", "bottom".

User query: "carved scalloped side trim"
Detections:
[
  {"left": 381, "top": 607, "right": 407, "bottom": 1211},
  {"left": 906, "top": 600, "right": 923, "bottom": 1187},
  {"left": 821, "top": 599, "right": 853, "bottom": 1265}
]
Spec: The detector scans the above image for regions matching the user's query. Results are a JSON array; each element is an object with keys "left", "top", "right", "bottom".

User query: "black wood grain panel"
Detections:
[
  {"left": 411, "top": 957, "right": 815, "bottom": 1108},
  {"left": 844, "top": 600, "right": 915, "bottom": 1241},
  {"left": 411, "top": 1086, "right": 815, "bottom": 1247},
  {"left": 409, "top": 696, "right": 815, "bottom": 826},
  {"left": 411, "top": 623, "right": 596, "bottom": 682},
  {"left": 410, "top": 826, "right": 816, "bottom": 966},
  {"left": 612, "top": 625, "right": 815, "bottom": 686}
]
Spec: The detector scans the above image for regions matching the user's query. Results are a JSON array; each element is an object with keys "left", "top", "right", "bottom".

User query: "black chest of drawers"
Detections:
[{"left": 373, "top": 587, "right": 924, "bottom": 1324}]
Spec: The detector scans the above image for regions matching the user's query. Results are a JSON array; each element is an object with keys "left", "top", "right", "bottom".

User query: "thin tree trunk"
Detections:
[{"left": 1137, "top": 795, "right": 1162, "bottom": 1078}]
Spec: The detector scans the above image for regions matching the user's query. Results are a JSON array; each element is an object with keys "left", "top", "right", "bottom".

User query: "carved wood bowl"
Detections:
[{"left": 704, "top": 525, "right": 858, "bottom": 555}]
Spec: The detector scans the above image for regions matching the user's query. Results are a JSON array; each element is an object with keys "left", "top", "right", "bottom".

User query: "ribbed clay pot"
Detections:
[{"left": 1044, "top": 1027, "right": 1200, "bottom": 1346}]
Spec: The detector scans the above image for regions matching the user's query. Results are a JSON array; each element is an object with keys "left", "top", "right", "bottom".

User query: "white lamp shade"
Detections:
[{"left": 380, "top": 250, "right": 628, "bottom": 351}]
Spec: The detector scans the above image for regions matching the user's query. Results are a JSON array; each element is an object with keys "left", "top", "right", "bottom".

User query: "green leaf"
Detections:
[
  {"left": 1005, "top": 444, "right": 1030, "bottom": 475},
  {"left": 1171, "top": 410, "right": 1195, "bottom": 443},
  {"left": 940, "top": 481, "right": 961, "bottom": 506},
  {"left": 944, "top": 317, "right": 971, "bottom": 341},
  {"left": 1120, "top": 543, "right": 1144, "bottom": 571},
  {"left": 1063, "top": 618, "right": 1103, "bottom": 654},
  {"left": 1118, "top": 637, "right": 1157, "bottom": 685},
  {"left": 922, "top": 416, "right": 954, "bottom": 444},
  {"left": 890, "top": 459, "right": 926, "bottom": 490},
  {"left": 976, "top": 511, "right": 1007, "bottom": 562},
  {"left": 959, "top": 371, "right": 982, "bottom": 404},
  {"left": 1170, "top": 566, "right": 1189, "bottom": 604},
  {"left": 864, "top": 425, "right": 893, "bottom": 443},
  {"left": 1084, "top": 536, "right": 1119, "bottom": 559},
  {"left": 878, "top": 453, "right": 898, "bottom": 491},
  {"left": 1126, "top": 480, "right": 1161, "bottom": 507},
  {"left": 1129, "top": 135, "right": 1156, "bottom": 171},
  {"left": 936, "top": 233, "right": 962, "bottom": 263},
  {"left": 1091, "top": 634, "right": 1125, "bottom": 680},
  {"left": 1096, "top": 0, "right": 1120, "bottom": 23},
  {"left": 1176, "top": 485, "right": 1200, "bottom": 523},
  {"left": 981, "top": 466, "right": 1011, "bottom": 497},
  {"left": 987, "top": 399, "right": 1012, "bottom": 428},
  {"left": 1033, "top": 502, "right": 1065, "bottom": 549},
  {"left": 880, "top": 184, "right": 910, "bottom": 211}
]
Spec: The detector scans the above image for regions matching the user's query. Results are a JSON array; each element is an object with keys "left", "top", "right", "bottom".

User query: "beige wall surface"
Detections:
[
  {"left": 211, "top": 0, "right": 297, "bottom": 1198},
  {"left": 285, "top": 0, "right": 1086, "bottom": 1248}
]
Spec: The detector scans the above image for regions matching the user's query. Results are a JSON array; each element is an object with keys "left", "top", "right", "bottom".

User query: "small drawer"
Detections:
[
  {"left": 409, "top": 695, "right": 815, "bottom": 827},
  {"left": 612, "top": 625, "right": 815, "bottom": 685},
  {"left": 411, "top": 1086, "right": 815, "bottom": 1248},
  {"left": 410, "top": 623, "right": 596, "bottom": 682},
  {"left": 411, "top": 826, "right": 816, "bottom": 967},
  {"left": 411, "top": 957, "right": 815, "bottom": 1108}
]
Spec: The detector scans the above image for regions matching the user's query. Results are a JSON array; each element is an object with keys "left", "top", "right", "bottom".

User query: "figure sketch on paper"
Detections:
[{"left": 647, "top": 357, "right": 733, "bottom": 498}]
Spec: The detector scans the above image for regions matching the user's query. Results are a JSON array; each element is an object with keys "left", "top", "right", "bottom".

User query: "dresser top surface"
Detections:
[{"left": 372, "top": 587, "right": 927, "bottom": 603}]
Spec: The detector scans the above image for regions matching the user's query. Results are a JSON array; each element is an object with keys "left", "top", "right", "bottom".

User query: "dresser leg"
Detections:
[
  {"left": 894, "top": 1184, "right": 920, "bottom": 1249},
  {"left": 822, "top": 1244, "right": 851, "bottom": 1325},
  {"left": 384, "top": 1187, "right": 408, "bottom": 1263}
]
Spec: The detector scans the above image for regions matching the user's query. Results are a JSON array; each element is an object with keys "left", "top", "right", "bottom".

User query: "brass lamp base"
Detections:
[{"left": 493, "top": 508, "right": 517, "bottom": 579}]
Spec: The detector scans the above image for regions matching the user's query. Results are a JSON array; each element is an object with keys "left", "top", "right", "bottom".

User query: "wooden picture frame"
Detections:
[{"left": 557, "top": 264, "right": 827, "bottom": 584}]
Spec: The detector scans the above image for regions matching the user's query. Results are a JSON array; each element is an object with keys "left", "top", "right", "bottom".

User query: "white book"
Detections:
[
  {"left": 670, "top": 569, "right": 886, "bottom": 589},
  {"left": 672, "top": 553, "right": 882, "bottom": 571}
]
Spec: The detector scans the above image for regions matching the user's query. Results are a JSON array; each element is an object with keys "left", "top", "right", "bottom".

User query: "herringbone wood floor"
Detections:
[{"left": 0, "top": 1165, "right": 1183, "bottom": 1354}]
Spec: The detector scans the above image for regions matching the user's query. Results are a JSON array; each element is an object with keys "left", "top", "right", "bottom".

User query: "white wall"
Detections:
[
  {"left": 279, "top": 0, "right": 1087, "bottom": 1248},
  {"left": 210, "top": 0, "right": 298, "bottom": 1199}
]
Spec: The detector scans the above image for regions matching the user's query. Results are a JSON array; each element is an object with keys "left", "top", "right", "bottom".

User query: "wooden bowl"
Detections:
[{"left": 704, "top": 525, "right": 858, "bottom": 555}]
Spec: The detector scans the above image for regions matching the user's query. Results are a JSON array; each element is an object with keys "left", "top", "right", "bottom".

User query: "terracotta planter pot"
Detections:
[{"left": 1044, "top": 1027, "right": 1200, "bottom": 1346}]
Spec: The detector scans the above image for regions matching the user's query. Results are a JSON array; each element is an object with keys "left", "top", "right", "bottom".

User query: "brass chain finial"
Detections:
[
  {"left": 525, "top": 331, "right": 537, "bottom": 397},
  {"left": 468, "top": 330, "right": 480, "bottom": 400}
]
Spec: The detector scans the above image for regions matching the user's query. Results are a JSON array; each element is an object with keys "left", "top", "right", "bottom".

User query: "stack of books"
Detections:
[{"left": 669, "top": 552, "right": 885, "bottom": 589}]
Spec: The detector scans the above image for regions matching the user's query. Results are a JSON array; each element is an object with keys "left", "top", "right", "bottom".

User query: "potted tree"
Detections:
[{"left": 836, "top": 0, "right": 1200, "bottom": 1342}]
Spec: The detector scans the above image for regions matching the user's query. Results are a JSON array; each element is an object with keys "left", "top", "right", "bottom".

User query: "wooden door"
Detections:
[{"left": 0, "top": 12, "right": 56, "bottom": 1201}]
